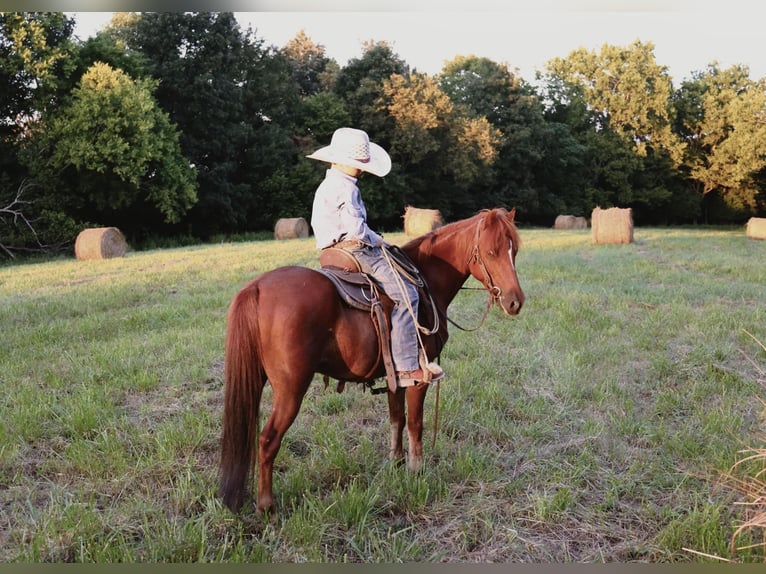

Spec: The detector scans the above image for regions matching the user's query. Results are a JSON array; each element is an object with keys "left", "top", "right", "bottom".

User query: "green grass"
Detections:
[{"left": 1, "top": 227, "right": 765, "bottom": 562}]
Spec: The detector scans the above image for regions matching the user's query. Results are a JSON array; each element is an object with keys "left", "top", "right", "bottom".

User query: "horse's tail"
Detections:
[{"left": 219, "top": 283, "right": 264, "bottom": 512}]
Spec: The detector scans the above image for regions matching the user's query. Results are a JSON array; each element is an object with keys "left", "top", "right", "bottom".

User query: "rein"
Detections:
[
  {"left": 446, "top": 288, "right": 495, "bottom": 332},
  {"left": 432, "top": 216, "right": 509, "bottom": 449}
]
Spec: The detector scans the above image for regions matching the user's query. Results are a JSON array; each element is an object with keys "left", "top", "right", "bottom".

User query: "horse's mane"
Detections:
[{"left": 403, "top": 208, "right": 520, "bottom": 262}]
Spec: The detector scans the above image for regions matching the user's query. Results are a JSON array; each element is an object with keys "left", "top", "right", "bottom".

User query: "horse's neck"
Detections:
[{"left": 405, "top": 228, "right": 473, "bottom": 312}]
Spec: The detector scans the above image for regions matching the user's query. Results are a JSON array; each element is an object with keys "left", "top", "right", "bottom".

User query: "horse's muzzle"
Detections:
[{"left": 500, "top": 293, "right": 524, "bottom": 316}]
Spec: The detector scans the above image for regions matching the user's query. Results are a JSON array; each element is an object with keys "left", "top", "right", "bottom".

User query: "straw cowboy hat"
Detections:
[{"left": 307, "top": 127, "right": 391, "bottom": 177}]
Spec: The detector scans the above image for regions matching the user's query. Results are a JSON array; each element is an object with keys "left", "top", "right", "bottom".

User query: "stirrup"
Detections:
[{"left": 397, "top": 362, "right": 445, "bottom": 387}]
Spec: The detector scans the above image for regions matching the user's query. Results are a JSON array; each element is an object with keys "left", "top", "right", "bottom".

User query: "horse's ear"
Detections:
[{"left": 508, "top": 208, "right": 516, "bottom": 222}]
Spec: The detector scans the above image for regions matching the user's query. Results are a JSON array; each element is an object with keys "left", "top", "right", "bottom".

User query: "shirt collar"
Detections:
[{"left": 328, "top": 166, "right": 358, "bottom": 184}]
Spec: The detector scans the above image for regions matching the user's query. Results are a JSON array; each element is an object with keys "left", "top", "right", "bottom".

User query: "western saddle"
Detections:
[{"left": 316, "top": 244, "right": 430, "bottom": 394}]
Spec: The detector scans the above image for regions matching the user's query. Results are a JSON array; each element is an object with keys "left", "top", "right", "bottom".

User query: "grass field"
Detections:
[{"left": 1, "top": 226, "right": 764, "bottom": 562}]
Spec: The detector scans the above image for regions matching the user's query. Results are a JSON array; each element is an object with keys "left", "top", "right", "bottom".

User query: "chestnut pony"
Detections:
[{"left": 220, "top": 208, "right": 525, "bottom": 513}]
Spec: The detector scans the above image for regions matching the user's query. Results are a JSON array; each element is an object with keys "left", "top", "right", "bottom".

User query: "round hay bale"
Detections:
[
  {"left": 554, "top": 215, "right": 588, "bottom": 230},
  {"left": 746, "top": 217, "right": 766, "bottom": 240},
  {"left": 274, "top": 217, "right": 309, "bottom": 240},
  {"left": 74, "top": 227, "right": 128, "bottom": 260},
  {"left": 554, "top": 215, "right": 575, "bottom": 229},
  {"left": 572, "top": 216, "right": 588, "bottom": 229},
  {"left": 591, "top": 207, "right": 634, "bottom": 245},
  {"left": 403, "top": 206, "right": 444, "bottom": 237}
]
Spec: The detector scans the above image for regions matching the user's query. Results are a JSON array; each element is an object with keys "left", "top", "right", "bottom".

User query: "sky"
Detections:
[{"left": 66, "top": 1, "right": 763, "bottom": 85}]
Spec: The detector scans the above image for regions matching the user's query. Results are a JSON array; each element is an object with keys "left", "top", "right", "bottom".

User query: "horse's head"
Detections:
[{"left": 468, "top": 208, "right": 525, "bottom": 316}]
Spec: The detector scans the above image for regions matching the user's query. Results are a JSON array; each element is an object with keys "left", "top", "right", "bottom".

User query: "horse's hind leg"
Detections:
[
  {"left": 387, "top": 389, "right": 406, "bottom": 464},
  {"left": 257, "top": 380, "right": 310, "bottom": 514}
]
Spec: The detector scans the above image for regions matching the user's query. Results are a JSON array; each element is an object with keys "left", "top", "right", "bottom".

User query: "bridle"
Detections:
[
  {"left": 448, "top": 216, "right": 515, "bottom": 332},
  {"left": 468, "top": 216, "right": 508, "bottom": 301}
]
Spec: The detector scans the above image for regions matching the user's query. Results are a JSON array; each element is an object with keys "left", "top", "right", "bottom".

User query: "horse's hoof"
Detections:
[
  {"left": 389, "top": 450, "right": 406, "bottom": 467},
  {"left": 256, "top": 498, "right": 276, "bottom": 516}
]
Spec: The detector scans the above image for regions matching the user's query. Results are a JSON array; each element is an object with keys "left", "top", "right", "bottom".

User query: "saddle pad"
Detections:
[{"left": 315, "top": 268, "right": 376, "bottom": 312}]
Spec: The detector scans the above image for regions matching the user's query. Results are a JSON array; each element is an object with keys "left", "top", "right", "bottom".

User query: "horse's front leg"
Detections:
[
  {"left": 387, "top": 389, "right": 406, "bottom": 464},
  {"left": 405, "top": 384, "right": 429, "bottom": 472}
]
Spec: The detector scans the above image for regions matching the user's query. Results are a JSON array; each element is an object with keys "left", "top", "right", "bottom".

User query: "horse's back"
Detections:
[{"left": 245, "top": 265, "right": 340, "bottom": 324}]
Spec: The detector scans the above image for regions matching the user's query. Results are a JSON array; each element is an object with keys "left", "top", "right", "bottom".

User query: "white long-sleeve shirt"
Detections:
[{"left": 310, "top": 167, "right": 383, "bottom": 249}]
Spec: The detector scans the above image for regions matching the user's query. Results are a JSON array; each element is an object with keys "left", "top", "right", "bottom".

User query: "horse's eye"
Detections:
[{"left": 487, "top": 250, "right": 495, "bottom": 257}]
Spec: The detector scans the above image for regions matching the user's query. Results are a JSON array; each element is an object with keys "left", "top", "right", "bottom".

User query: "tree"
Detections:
[
  {"left": 675, "top": 64, "right": 766, "bottom": 219},
  {"left": 540, "top": 41, "right": 696, "bottom": 221},
  {"left": 298, "top": 91, "right": 351, "bottom": 143},
  {"left": 439, "top": 55, "right": 518, "bottom": 126},
  {"left": 0, "top": 13, "right": 78, "bottom": 187},
  {"left": 334, "top": 40, "right": 409, "bottom": 135},
  {"left": 73, "top": 21, "right": 148, "bottom": 83},
  {"left": 0, "top": 13, "right": 82, "bottom": 253},
  {"left": 114, "top": 12, "right": 302, "bottom": 236},
  {"left": 546, "top": 40, "right": 684, "bottom": 163},
  {"left": 0, "top": 12, "right": 76, "bottom": 130},
  {"left": 282, "top": 29, "right": 335, "bottom": 96},
  {"left": 0, "top": 180, "right": 38, "bottom": 257},
  {"left": 30, "top": 62, "right": 197, "bottom": 233},
  {"left": 440, "top": 55, "right": 589, "bottom": 223},
  {"left": 380, "top": 72, "right": 501, "bottom": 219}
]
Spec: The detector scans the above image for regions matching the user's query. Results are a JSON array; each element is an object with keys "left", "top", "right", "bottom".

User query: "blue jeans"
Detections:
[{"left": 350, "top": 245, "right": 420, "bottom": 372}]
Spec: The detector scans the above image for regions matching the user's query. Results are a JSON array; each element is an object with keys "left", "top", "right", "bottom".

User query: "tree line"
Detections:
[{"left": 1, "top": 11, "right": 765, "bottom": 256}]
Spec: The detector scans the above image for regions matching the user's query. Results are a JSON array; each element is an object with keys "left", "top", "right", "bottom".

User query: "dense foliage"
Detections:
[{"left": 1, "top": 12, "right": 765, "bottom": 255}]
